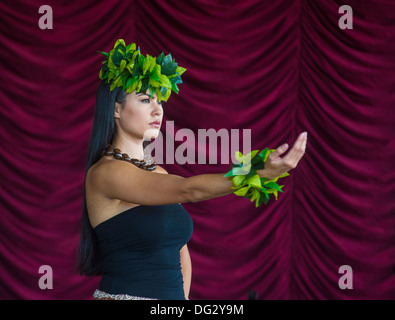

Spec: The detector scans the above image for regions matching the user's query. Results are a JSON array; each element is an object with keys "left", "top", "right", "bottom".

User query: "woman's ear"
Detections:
[{"left": 114, "top": 102, "right": 122, "bottom": 119}]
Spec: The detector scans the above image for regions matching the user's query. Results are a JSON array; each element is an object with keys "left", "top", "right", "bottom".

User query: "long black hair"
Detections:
[{"left": 77, "top": 81, "right": 128, "bottom": 275}]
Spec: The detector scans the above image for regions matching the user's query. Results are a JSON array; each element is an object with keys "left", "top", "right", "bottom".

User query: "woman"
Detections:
[{"left": 78, "top": 39, "right": 307, "bottom": 300}]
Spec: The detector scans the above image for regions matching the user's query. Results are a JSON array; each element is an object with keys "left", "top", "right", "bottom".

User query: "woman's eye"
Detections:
[{"left": 141, "top": 98, "right": 164, "bottom": 106}]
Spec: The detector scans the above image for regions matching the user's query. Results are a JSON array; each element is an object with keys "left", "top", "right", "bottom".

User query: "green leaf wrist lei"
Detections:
[
  {"left": 98, "top": 39, "right": 186, "bottom": 102},
  {"left": 224, "top": 148, "right": 289, "bottom": 207}
]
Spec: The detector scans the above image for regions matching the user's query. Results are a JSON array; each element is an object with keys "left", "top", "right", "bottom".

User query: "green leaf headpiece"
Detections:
[{"left": 98, "top": 39, "right": 186, "bottom": 102}]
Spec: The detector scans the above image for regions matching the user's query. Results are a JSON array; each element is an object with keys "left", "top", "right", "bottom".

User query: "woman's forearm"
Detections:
[{"left": 185, "top": 169, "right": 273, "bottom": 202}]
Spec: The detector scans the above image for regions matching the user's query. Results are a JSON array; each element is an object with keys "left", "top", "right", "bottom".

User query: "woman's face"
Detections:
[{"left": 114, "top": 88, "right": 163, "bottom": 141}]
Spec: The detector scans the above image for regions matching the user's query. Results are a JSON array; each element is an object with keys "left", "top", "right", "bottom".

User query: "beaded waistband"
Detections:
[{"left": 93, "top": 289, "right": 158, "bottom": 300}]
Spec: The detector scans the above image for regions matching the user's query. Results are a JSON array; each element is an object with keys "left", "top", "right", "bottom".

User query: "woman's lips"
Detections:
[{"left": 150, "top": 123, "right": 160, "bottom": 128}]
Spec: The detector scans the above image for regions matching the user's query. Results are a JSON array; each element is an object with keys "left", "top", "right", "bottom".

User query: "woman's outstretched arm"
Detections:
[
  {"left": 89, "top": 132, "right": 307, "bottom": 206},
  {"left": 184, "top": 132, "right": 307, "bottom": 202}
]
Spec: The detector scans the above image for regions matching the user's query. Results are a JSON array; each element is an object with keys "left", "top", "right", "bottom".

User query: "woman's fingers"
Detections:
[
  {"left": 291, "top": 132, "right": 307, "bottom": 163},
  {"left": 269, "top": 143, "right": 289, "bottom": 159},
  {"left": 265, "top": 132, "right": 308, "bottom": 178}
]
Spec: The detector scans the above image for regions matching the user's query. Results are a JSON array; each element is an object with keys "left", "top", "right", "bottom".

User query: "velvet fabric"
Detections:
[{"left": 0, "top": 0, "right": 394, "bottom": 299}]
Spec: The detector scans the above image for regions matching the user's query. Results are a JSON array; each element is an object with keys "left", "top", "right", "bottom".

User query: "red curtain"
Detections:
[{"left": 1, "top": 0, "right": 394, "bottom": 299}]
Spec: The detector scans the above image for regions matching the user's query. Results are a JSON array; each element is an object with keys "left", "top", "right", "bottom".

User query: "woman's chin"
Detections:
[{"left": 143, "top": 128, "right": 160, "bottom": 140}]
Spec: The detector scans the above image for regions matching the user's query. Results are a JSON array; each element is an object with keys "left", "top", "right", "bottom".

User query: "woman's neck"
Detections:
[{"left": 111, "top": 137, "right": 145, "bottom": 161}]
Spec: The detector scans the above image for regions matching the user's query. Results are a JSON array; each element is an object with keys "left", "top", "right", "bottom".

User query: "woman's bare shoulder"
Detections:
[
  {"left": 86, "top": 158, "right": 184, "bottom": 213},
  {"left": 88, "top": 157, "right": 168, "bottom": 175},
  {"left": 86, "top": 158, "right": 169, "bottom": 192},
  {"left": 86, "top": 156, "right": 113, "bottom": 181}
]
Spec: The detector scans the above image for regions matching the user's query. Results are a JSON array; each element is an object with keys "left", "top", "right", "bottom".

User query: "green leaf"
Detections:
[
  {"left": 258, "top": 148, "right": 268, "bottom": 159},
  {"left": 142, "top": 57, "right": 151, "bottom": 75},
  {"left": 235, "top": 151, "right": 244, "bottom": 163},
  {"left": 170, "top": 75, "right": 182, "bottom": 85},
  {"left": 110, "top": 80, "right": 117, "bottom": 91},
  {"left": 150, "top": 68, "right": 161, "bottom": 82},
  {"left": 140, "top": 77, "right": 150, "bottom": 93},
  {"left": 245, "top": 150, "right": 259, "bottom": 160},
  {"left": 126, "top": 85, "right": 134, "bottom": 93},
  {"left": 278, "top": 172, "right": 290, "bottom": 178},
  {"left": 97, "top": 51, "right": 109, "bottom": 58},
  {"left": 163, "top": 86, "right": 172, "bottom": 101},
  {"left": 232, "top": 175, "right": 246, "bottom": 187},
  {"left": 107, "top": 54, "right": 116, "bottom": 69},
  {"left": 245, "top": 168, "right": 257, "bottom": 179},
  {"left": 246, "top": 175, "right": 261, "bottom": 188},
  {"left": 156, "top": 52, "right": 165, "bottom": 65},
  {"left": 156, "top": 87, "right": 163, "bottom": 101},
  {"left": 232, "top": 164, "right": 251, "bottom": 176},
  {"left": 171, "top": 81, "right": 179, "bottom": 94},
  {"left": 224, "top": 170, "right": 234, "bottom": 177},
  {"left": 233, "top": 186, "right": 250, "bottom": 196},
  {"left": 126, "top": 43, "right": 136, "bottom": 52},
  {"left": 126, "top": 76, "right": 137, "bottom": 88},
  {"left": 113, "top": 39, "right": 126, "bottom": 49},
  {"left": 121, "top": 74, "right": 129, "bottom": 89},
  {"left": 158, "top": 73, "right": 171, "bottom": 88},
  {"left": 161, "top": 54, "right": 177, "bottom": 75},
  {"left": 111, "top": 49, "right": 123, "bottom": 66},
  {"left": 148, "top": 55, "right": 156, "bottom": 73},
  {"left": 120, "top": 60, "right": 126, "bottom": 73},
  {"left": 250, "top": 189, "right": 260, "bottom": 202},
  {"left": 176, "top": 66, "right": 187, "bottom": 76},
  {"left": 261, "top": 188, "right": 269, "bottom": 199},
  {"left": 149, "top": 77, "right": 161, "bottom": 88},
  {"left": 266, "top": 189, "right": 279, "bottom": 200},
  {"left": 149, "top": 87, "right": 155, "bottom": 99},
  {"left": 132, "top": 62, "right": 141, "bottom": 77},
  {"left": 264, "top": 182, "right": 283, "bottom": 192}
]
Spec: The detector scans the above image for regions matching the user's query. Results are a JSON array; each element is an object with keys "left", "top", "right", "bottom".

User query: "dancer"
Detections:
[{"left": 78, "top": 39, "right": 307, "bottom": 300}]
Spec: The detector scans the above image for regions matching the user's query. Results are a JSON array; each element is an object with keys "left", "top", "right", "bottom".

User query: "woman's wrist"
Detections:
[
  {"left": 257, "top": 168, "right": 276, "bottom": 181},
  {"left": 224, "top": 148, "right": 290, "bottom": 207}
]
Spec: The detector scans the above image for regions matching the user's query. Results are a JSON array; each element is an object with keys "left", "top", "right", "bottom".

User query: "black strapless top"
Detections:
[{"left": 94, "top": 203, "right": 193, "bottom": 300}]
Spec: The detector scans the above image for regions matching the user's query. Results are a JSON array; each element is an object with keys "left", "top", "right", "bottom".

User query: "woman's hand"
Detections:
[{"left": 258, "top": 132, "right": 308, "bottom": 180}]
